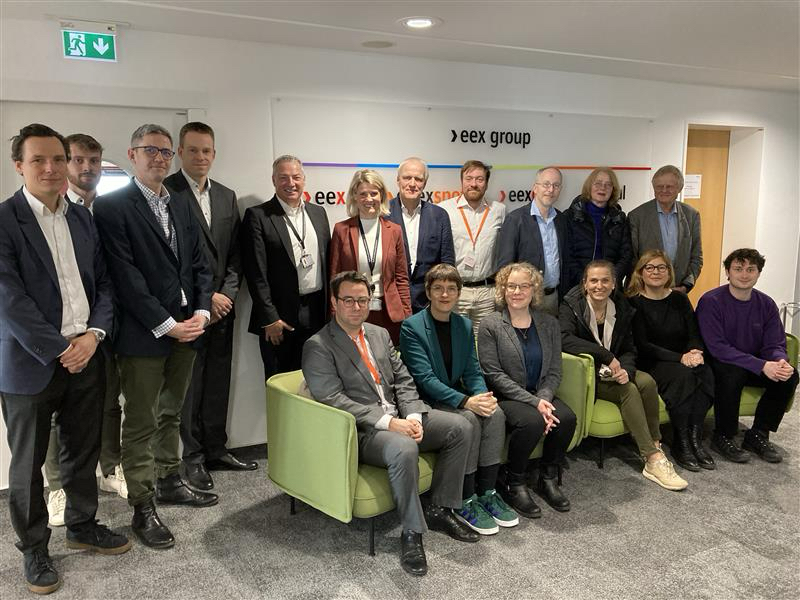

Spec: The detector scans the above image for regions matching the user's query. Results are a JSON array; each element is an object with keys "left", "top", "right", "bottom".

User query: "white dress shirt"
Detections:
[
  {"left": 277, "top": 197, "right": 322, "bottom": 295},
  {"left": 182, "top": 168, "right": 212, "bottom": 227},
  {"left": 23, "top": 186, "right": 97, "bottom": 339},
  {"left": 400, "top": 200, "right": 422, "bottom": 273},
  {"left": 357, "top": 217, "right": 384, "bottom": 299},
  {"left": 65, "top": 188, "right": 94, "bottom": 214},
  {"left": 441, "top": 195, "right": 506, "bottom": 281}
]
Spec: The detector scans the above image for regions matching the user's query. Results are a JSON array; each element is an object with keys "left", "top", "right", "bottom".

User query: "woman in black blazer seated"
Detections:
[
  {"left": 626, "top": 250, "right": 715, "bottom": 472},
  {"left": 478, "top": 263, "right": 577, "bottom": 516},
  {"left": 560, "top": 260, "right": 688, "bottom": 491}
]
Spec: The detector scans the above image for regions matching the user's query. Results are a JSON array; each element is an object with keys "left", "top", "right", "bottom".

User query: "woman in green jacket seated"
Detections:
[
  {"left": 477, "top": 263, "right": 577, "bottom": 517},
  {"left": 400, "top": 264, "right": 518, "bottom": 536}
]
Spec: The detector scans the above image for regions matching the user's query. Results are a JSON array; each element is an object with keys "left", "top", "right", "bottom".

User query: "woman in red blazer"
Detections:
[{"left": 329, "top": 169, "right": 412, "bottom": 344}]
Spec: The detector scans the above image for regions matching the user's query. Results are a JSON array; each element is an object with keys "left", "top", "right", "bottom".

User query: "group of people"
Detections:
[{"left": 0, "top": 121, "right": 796, "bottom": 590}]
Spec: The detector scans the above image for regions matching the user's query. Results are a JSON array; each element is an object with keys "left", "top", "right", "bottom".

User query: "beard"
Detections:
[{"left": 68, "top": 173, "right": 99, "bottom": 193}]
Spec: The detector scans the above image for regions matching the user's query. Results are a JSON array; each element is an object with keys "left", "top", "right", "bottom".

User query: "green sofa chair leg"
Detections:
[
  {"left": 369, "top": 518, "right": 375, "bottom": 557},
  {"left": 290, "top": 496, "right": 296, "bottom": 515},
  {"left": 598, "top": 438, "right": 605, "bottom": 470}
]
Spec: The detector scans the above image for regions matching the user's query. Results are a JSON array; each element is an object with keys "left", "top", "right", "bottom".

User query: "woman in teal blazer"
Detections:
[{"left": 400, "top": 264, "right": 517, "bottom": 536}]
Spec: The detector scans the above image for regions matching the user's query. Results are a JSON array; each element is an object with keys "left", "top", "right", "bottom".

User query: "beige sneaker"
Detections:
[
  {"left": 47, "top": 489, "right": 66, "bottom": 527},
  {"left": 643, "top": 457, "right": 688, "bottom": 491},
  {"left": 99, "top": 465, "right": 128, "bottom": 499}
]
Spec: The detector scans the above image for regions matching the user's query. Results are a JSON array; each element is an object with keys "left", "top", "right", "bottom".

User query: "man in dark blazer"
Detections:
[
  {"left": 494, "top": 166, "right": 569, "bottom": 316},
  {"left": 242, "top": 155, "right": 330, "bottom": 378},
  {"left": 165, "top": 122, "right": 254, "bottom": 492},
  {"left": 0, "top": 124, "right": 130, "bottom": 594},
  {"left": 93, "top": 124, "right": 216, "bottom": 550},
  {"left": 387, "top": 157, "right": 455, "bottom": 312},
  {"left": 302, "top": 271, "right": 476, "bottom": 576}
]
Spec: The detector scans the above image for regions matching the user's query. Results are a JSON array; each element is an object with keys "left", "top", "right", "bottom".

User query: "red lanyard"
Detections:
[
  {"left": 352, "top": 329, "right": 381, "bottom": 385},
  {"left": 458, "top": 205, "right": 490, "bottom": 248}
]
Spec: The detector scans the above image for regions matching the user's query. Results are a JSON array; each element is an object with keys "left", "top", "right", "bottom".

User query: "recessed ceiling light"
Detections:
[
  {"left": 362, "top": 40, "right": 395, "bottom": 49},
  {"left": 398, "top": 16, "right": 442, "bottom": 30}
]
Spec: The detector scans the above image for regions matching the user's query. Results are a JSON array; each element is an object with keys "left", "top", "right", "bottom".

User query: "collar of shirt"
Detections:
[
  {"left": 181, "top": 168, "right": 211, "bottom": 194},
  {"left": 23, "top": 186, "right": 67, "bottom": 217},
  {"left": 455, "top": 194, "right": 488, "bottom": 212},
  {"left": 401, "top": 200, "right": 422, "bottom": 218},
  {"left": 530, "top": 201, "right": 555, "bottom": 221},
  {"left": 656, "top": 202, "right": 678, "bottom": 215},
  {"left": 65, "top": 188, "right": 87, "bottom": 206},
  {"left": 277, "top": 196, "right": 304, "bottom": 218},
  {"left": 134, "top": 177, "right": 170, "bottom": 204}
]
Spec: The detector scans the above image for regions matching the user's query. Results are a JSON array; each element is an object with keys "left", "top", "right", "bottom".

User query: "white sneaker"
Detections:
[
  {"left": 99, "top": 465, "right": 128, "bottom": 499},
  {"left": 643, "top": 457, "right": 688, "bottom": 491},
  {"left": 47, "top": 489, "right": 66, "bottom": 527}
]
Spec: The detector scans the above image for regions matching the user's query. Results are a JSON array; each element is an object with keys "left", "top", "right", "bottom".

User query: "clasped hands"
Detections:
[
  {"left": 680, "top": 349, "right": 704, "bottom": 368},
  {"left": 763, "top": 359, "right": 794, "bottom": 382},
  {"left": 60, "top": 332, "right": 98, "bottom": 374},
  {"left": 167, "top": 314, "right": 208, "bottom": 343},
  {"left": 210, "top": 292, "right": 233, "bottom": 324},
  {"left": 388, "top": 417, "right": 423, "bottom": 442},
  {"left": 606, "top": 357, "right": 630, "bottom": 385},
  {"left": 264, "top": 319, "right": 295, "bottom": 345}
]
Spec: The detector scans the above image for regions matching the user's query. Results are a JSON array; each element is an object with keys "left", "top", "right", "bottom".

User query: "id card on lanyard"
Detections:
[
  {"left": 284, "top": 207, "right": 314, "bottom": 268},
  {"left": 458, "top": 205, "right": 489, "bottom": 269},
  {"left": 358, "top": 218, "right": 383, "bottom": 311}
]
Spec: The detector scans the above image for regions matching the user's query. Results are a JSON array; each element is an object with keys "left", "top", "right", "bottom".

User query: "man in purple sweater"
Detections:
[{"left": 697, "top": 248, "right": 798, "bottom": 463}]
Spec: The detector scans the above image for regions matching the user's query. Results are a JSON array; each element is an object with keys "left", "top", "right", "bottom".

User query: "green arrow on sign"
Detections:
[{"left": 62, "top": 30, "right": 117, "bottom": 62}]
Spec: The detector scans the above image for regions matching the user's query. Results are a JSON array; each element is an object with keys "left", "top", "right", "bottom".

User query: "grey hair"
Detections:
[
  {"left": 535, "top": 165, "right": 563, "bottom": 181},
  {"left": 398, "top": 156, "right": 429, "bottom": 182},
  {"left": 272, "top": 154, "right": 304, "bottom": 175},
  {"left": 131, "top": 124, "right": 172, "bottom": 147},
  {"left": 652, "top": 164, "right": 684, "bottom": 189}
]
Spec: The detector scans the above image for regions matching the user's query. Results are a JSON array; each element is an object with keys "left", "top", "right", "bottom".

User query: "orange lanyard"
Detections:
[
  {"left": 458, "top": 205, "right": 490, "bottom": 248},
  {"left": 352, "top": 330, "right": 381, "bottom": 385}
]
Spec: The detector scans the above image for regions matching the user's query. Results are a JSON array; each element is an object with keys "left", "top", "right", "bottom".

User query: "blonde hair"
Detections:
[
  {"left": 625, "top": 250, "right": 675, "bottom": 297},
  {"left": 581, "top": 167, "right": 621, "bottom": 207},
  {"left": 494, "top": 262, "right": 543, "bottom": 308},
  {"left": 345, "top": 169, "right": 390, "bottom": 218}
]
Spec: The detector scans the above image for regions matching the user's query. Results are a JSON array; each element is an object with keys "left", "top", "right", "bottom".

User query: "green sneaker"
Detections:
[
  {"left": 478, "top": 489, "right": 519, "bottom": 527},
  {"left": 454, "top": 494, "right": 499, "bottom": 535}
]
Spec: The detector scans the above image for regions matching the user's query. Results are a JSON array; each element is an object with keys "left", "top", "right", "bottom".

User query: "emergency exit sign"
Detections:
[{"left": 62, "top": 30, "right": 117, "bottom": 62}]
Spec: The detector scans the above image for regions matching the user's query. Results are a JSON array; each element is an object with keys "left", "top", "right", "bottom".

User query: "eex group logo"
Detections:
[
  {"left": 303, "top": 189, "right": 463, "bottom": 205},
  {"left": 450, "top": 128, "right": 532, "bottom": 149}
]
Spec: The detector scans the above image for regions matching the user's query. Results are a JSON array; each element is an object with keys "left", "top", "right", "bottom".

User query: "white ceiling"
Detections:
[{"left": 4, "top": 0, "right": 798, "bottom": 92}]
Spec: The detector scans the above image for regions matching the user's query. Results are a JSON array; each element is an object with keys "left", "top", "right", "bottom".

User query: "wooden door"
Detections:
[{"left": 685, "top": 129, "right": 730, "bottom": 306}]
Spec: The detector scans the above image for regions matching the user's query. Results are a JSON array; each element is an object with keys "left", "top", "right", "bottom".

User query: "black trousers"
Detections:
[
  {"left": 181, "top": 312, "right": 235, "bottom": 464},
  {"left": 1, "top": 352, "right": 104, "bottom": 554},
  {"left": 708, "top": 357, "right": 799, "bottom": 438},
  {"left": 258, "top": 290, "right": 326, "bottom": 379},
  {"left": 499, "top": 396, "right": 577, "bottom": 474}
]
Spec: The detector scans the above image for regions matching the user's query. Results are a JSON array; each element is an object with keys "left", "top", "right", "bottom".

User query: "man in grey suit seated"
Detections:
[
  {"left": 629, "top": 165, "right": 702, "bottom": 294},
  {"left": 301, "top": 271, "right": 479, "bottom": 576}
]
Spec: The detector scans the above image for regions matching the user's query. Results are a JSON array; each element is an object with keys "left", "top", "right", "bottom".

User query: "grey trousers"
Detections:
[
  {"left": 435, "top": 404, "right": 506, "bottom": 474},
  {"left": 358, "top": 409, "right": 470, "bottom": 534}
]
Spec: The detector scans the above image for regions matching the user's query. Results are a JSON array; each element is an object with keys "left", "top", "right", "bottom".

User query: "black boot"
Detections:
[
  {"left": 688, "top": 423, "right": 716, "bottom": 470},
  {"left": 499, "top": 471, "right": 540, "bottom": 518},
  {"left": 671, "top": 428, "right": 701, "bottom": 472},
  {"left": 537, "top": 465, "right": 570, "bottom": 512},
  {"left": 132, "top": 500, "right": 175, "bottom": 549}
]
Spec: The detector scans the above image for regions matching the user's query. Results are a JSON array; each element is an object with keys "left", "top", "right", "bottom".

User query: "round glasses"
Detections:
[{"left": 642, "top": 264, "right": 668, "bottom": 273}]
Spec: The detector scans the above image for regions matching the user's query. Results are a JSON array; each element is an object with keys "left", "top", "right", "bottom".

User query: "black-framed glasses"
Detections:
[
  {"left": 132, "top": 145, "right": 175, "bottom": 159},
  {"left": 643, "top": 264, "right": 668, "bottom": 273},
  {"left": 337, "top": 296, "right": 370, "bottom": 308},
  {"left": 505, "top": 283, "right": 533, "bottom": 292}
]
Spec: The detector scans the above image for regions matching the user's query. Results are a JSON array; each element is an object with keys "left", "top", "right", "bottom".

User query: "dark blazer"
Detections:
[
  {"left": 241, "top": 196, "right": 330, "bottom": 333},
  {"left": 93, "top": 180, "right": 213, "bottom": 357},
  {"left": 329, "top": 216, "right": 412, "bottom": 322},
  {"left": 302, "top": 320, "right": 428, "bottom": 432},
  {"left": 477, "top": 308, "right": 561, "bottom": 407},
  {"left": 399, "top": 309, "right": 487, "bottom": 408},
  {"left": 387, "top": 197, "right": 455, "bottom": 312},
  {"left": 494, "top": 203, "right": 569, "bottom": 297},
  {"left": 164, "top": 171, "right": 242, "bottom": 301},
  {"left": 0, "top": 189, "right": 114, "bottom": 394}
]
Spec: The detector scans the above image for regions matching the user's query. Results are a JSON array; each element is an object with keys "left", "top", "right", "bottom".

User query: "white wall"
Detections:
[{"left": 1, "top": 18, "right": 798, "bottom": 462}]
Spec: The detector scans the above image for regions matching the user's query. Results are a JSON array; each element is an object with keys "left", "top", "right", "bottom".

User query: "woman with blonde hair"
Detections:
[
  {"left": 329, "top": 169, "right": 411, "bottom": 344},
  {"left": 478, "top": 263, "right": 577, "bottom": 516},
  {"left": 626, "top": 250, "right": 715, "bottom": 471}
]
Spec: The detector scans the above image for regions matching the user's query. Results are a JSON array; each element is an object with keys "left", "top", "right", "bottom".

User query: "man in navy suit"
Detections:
[
  {"left": 0, "top": 124, "right": 130, "bottom": 595},
  {"left": 93, "top": 124, "right": 216, "bottom": 550},
  {"left": 387, "top": 157, "right": 455, "bottom": 313}
]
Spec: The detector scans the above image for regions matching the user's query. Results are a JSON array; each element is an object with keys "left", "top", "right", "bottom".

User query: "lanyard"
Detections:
[
  {"left": 352, "top": 329, "right": 381, "bottom": 385},
  {"left": 458, "top": 205, "right": 490, "bottom": 249},
  {"left": 283, "top": 206, "right": 307, "bottom": 250},
  {"left": 358, "top": 218, "right": 381, "bottom": 276}
]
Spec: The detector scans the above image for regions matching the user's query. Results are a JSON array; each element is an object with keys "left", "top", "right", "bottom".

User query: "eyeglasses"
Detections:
[
  {"left": 505, "top": 283, "right": 533, "bottom": 292},
  {"left": 535, "top": 182, "right": 562, "bottom": 190},
  {"left": 337, "top": 296, "right": 370, "bottom": 308},
  {"left": 132, "top": 146, "right": 175, "bottom": 159},
  {"left": 592, "top": 181, "right": 614, "bottom": 190},
  {"left": 642, "top": 264, "right": 668, "bottom": 273}
]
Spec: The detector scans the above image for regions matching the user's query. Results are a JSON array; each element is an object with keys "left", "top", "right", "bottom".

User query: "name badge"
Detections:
[
  {"left": 463, "top": 251, "right": 476, "bottom": 269},
  {"left": 300, "top": 253, "right": 314, "bottom": 268},
  {"left": 369, "top": 297, "right": 382, "bottom": 311}
]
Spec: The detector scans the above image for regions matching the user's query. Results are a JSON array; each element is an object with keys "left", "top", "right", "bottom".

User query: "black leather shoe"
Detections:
[
  {"left": 711, "top": 433, "right": 750, "bottom": 463},
  {"left": 184, "top": 461, "right": 214, "bottom": 490},
  {"left": 400, "top": 531, "right": 427, "bottom": 576},
  {"left": 688, "top": 424, "right": 716, "bottom": 470},
  {"left": 742, "top": 429, "right": 782, "bottom": 463},
  {"left": 424, "top": 505, "right": 479, "bottom": 543},
  {"left": 671, "top": 428, "right": 701, "bottom": 472},
  {"left": 156, "top": 473, "right": 218, "bottom": 507},
  {"left": 500, "top": 471, "right": 541, "bottom": 518},
  {"left": 132, "top": 500, "right": 174, "bottom": 549},
  {"left": 66, "top": 520, "right": 132, "bottom": 555},
  {"left": 24, "top": 548, "right": 60, "bottom": 595},
  {"left": 537, "top": 465, "right": 571, "bottom": 512},
  {"left": 206, "top": 453, "right": 258, "bottom": 471}
]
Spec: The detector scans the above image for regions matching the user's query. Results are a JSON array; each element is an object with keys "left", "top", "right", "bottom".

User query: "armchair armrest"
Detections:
[{"left": 559, "top": 353, "right": 596, "bottom": 440}]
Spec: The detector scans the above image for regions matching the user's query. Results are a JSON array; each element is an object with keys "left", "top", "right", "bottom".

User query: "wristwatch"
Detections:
[{"left": 90, "top": 330, "right": 106, "bottom": 343}]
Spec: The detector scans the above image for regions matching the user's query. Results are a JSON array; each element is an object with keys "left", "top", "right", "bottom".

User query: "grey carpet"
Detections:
[{"left": 1, "top": 409, "right": 798, "bottom": 600}]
